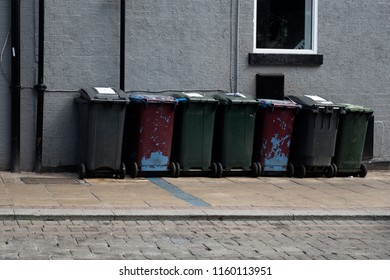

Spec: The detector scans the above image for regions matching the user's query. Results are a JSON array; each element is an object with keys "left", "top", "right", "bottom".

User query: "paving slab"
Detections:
[{"left": 0, "top": 171, "right": 390, "bottom": 220}]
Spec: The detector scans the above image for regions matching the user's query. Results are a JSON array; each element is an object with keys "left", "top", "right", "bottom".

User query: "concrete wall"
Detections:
[
  {"left": 125, "top": 0, "right": 232, "bottom": 92},
  {"left": 20, "top": 0, "right": 37, "bottom": 171},
  {"left": 0, "top": 0, "right": 389, "bottom": 170}
]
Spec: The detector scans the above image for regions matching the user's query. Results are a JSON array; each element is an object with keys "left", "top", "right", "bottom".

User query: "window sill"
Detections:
[{"left": 248, "top": 53, "right": 323, "bottom": 66}]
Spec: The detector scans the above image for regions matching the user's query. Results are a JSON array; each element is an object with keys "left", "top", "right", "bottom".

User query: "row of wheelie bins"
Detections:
[{"left": 75, "top": 87, "right": 373, "bottom": 179}]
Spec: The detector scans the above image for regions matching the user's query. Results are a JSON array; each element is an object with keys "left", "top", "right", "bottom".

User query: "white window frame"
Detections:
[{"left": 253, "top": 0, "right": 318, "bottom": 54}]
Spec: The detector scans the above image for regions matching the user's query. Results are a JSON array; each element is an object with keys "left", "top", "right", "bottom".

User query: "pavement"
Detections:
[{"left": 1, "top": 170, "right": 390, "bottom": 220}]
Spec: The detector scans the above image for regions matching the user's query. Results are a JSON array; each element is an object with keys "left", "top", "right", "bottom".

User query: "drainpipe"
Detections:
[
  {"left": 35, "top": 0, "right": 46, "bottom": 171},
  {"left": 234, "top": 0, "right": 240, "bottom": 93},
  {"left": 230, "top": 0, "right": 240, "bottom": 93},
  {"left": 10, "top": 0, "right": 21, "bottom": 172},
  {"left": 120, "top": 0, "right": 125, "bottom": 91}
]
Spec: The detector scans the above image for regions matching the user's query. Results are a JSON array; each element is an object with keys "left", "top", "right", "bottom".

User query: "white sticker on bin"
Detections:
[
  {"left": 226, "top": 92, "right": 246, "bottom": 98},
  {"left": 304, "top": 95, "right": 333, "bottom": 104},
  {"left": 94, "top": 87, "right": 116, "bottom": 95},
  {"left": 184, "top": 93, "right": 204, "bottom": 98}
]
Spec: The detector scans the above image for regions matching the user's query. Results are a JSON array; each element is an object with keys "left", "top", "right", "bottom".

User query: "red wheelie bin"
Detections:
[
  {"left": 253, "top": 99, "right": 300, "bottom": 176},
  {"left": 122, "top": 94, "right": 177, "bottom": 178}
]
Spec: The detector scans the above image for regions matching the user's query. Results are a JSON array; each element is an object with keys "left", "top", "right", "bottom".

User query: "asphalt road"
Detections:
[{"left": 1, "top": 219, "right": 389, "bottom": 260}]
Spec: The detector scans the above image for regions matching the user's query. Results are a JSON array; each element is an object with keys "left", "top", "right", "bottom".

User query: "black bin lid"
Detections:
[
  {"left": 78, "top": 87, "right": 127, "bottom": 103},
  {"left": 287, "top": 95, "right": 343, "bottom": 112}
]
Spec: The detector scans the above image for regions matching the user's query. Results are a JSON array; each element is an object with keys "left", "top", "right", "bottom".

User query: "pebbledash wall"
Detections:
[
  {"left": 0, "top": 0, "right": 11, "bottom": 170},
  {"left": 0, "top": 0, "right": 389, "bottom": 171}
]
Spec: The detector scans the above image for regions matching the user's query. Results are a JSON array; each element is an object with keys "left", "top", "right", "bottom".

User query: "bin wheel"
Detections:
[
  {"left": 257, "top": 162, "right": 263, "bottom": 177},
  {"left": 170, "top": 162, "right": 177, "bottom": 178},
  {"left": 130, "top": 162, "right": 138, "bottom": 178},
  {"left": 251, "top": 162, "right": 261, "bottom": 178},
  {"left": 170, "top": 162, "right": 180, "bottom": 178},
  {"left": 79, "top": 163, "right": 86, "bottom": 179},
  {"left": 295, "top": 164, "right": 306, "bottom": 178},
  {"left": 286, "top": 163, "right": 295, "bottom": 177},
  {"left": 325, "top": 165, "right": 335, "bottom": 178},
  {"left": 175, "top": 162, "right": 181, "bottom": 178},
  {"left": 358, "top": 163, "right": 368, "bottom": 178},
  {"left": 211, "top": 162, "right": 218, "bottom": 178},
  {"left": 216, "top": 163, "right": 224, "bottom": 178},
  {"left": 210, "top": 162, "right": 224, "bottom": 178},
  {"left": 119, "top": 163, "right": 126, "bottom": 179},
  {"left": 332, "top": 163, "right": 338, "bottom": 177}
]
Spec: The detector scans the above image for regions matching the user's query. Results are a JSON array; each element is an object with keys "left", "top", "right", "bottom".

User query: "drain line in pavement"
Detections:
[{"left": 148, "top": 178, "right": 210, "bottom": 207}]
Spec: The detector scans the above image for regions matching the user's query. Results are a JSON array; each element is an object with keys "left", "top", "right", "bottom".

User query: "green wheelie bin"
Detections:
[
  {"left": 170, "top": 93, "right": 218, "bottom": 176},
  {"left": 332, "top": 104, "right": 373, "bottom": 177},
  {"left": 212, "top": 93, "right": 260, "bottom": 177}
]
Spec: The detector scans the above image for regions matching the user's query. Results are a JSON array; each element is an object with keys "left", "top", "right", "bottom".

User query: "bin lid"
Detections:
[
  {"left": 287, "top": 95, "right": 343, "bottom": 111},
  {"left": 128, "top": 94, "right": 176, "bottom": 104},
  {"left": 338, "top": 103, "right": 374, "bottom": 114},
  {"left": 213, "top": 93, "right": 258, "bottom": 105},
  {"left": 172, "top": 92, "right": 218, "bottom": 104},
  {"left": 78, "top": 87, "right": 127, "bottom": 103},
  {"left": 258, "top": 99, "right": 301, "bottom": 109}
]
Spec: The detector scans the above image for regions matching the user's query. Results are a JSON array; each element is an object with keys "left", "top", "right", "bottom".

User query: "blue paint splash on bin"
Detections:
[
  {"left": 262, "top": 134, "right": 290, "bottom": 172},
  {"left": 141, "top": 151, "right": 169, "bottom": 171}
]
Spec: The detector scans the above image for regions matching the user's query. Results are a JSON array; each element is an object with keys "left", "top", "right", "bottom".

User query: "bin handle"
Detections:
[
  {"left": 325, "top": 106, "right": 333, "bottom": 114},
  {"left": 94, "top": 98, "right": 115, "bottom": 104}
]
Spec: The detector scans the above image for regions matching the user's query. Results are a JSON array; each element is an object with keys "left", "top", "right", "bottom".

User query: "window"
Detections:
[{"left": 253, "top": 0, "right": 318, "bottom": 54}]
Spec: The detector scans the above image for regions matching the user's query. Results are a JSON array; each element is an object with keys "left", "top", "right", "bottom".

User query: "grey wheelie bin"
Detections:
[
  {"left": 75, "top": 87, "right": 128, "bottom": 179},
  {"left": 170, "top": 92, "right": 218, "bottom": 176},
  {"left": 287, "top": 95, "right": 344, "bottom": 178},
  {"left": 212, "top": 93, "right": 260, "bottom": 177}
]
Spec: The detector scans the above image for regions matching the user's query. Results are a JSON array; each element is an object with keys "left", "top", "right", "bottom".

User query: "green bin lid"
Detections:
[
  {"left": 172, "top": 92, "right": 218, "bottom": 104},
  {"left": 338, "top": 103, "right": 373, "bottom": 114},
  {"left": 213, "top": 93, "right": 258, "bottom": 105}
]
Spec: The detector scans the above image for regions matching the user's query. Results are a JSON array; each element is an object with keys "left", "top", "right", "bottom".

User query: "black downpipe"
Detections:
[
  {"left": 10, "top": 0, "right": 21, "bottom": 172},
  {"left": 35, "top": 0, "right": 46, "bottom": 171},
  {"left": 120, "top": 0, "right": 125, "bottom": 91}
]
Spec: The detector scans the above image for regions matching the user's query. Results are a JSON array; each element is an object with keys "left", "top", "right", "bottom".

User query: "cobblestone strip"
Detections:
[{"left": 0, "top": 219, "right": 389, "bottom": 260}]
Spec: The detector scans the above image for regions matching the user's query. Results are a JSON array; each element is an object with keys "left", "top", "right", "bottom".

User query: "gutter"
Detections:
[{"left": 10, "top": 0, "right": 21, "bottom": 172}]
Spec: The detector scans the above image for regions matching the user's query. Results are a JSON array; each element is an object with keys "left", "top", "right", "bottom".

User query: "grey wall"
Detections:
[
  {"left": 0, "top": 0, "right": 389, "bottom": 170},
  {"left": 0, "top": 0, "right": 11, "bottom": 170},
  {"left": 20, "top": 0, "right": 37, "bottom": 170},
  {"left": 125, "top": 0, "right": 233, "bottom": 92}
]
